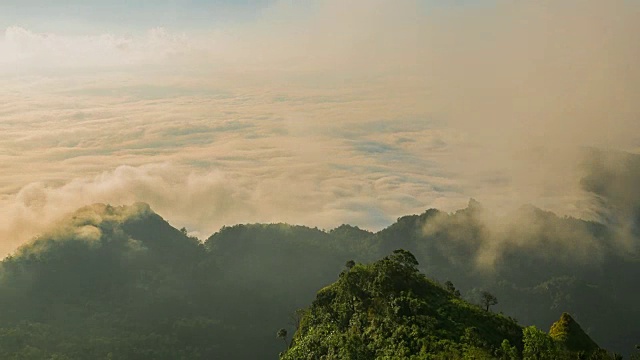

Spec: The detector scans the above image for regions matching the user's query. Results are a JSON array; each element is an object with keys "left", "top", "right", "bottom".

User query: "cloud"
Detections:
[
  {"left": 580, "top": 149, "right": 640, "bottom": 252},
  {"left": 420, "top": 200, "right": 609, "bottom": 273},
  {"left": 0, "top": 26, "right": 197, "bottom": 71},
  {"left": 0, "top": 164, "right": 239, "bottom": 255},
  {"left": 0, "top": 0, "right": 639, "bottom": 255},
  {"left": 0, "top": 162, "right": 451, "bottom": 256}
]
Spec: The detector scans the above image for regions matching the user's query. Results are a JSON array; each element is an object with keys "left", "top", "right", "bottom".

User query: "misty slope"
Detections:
[
  {"left": 0, "top": 203, "right": 296, "bottom": 359},
  {"left": 0, "top": 203, "right": 221, "bottom": 359},
  {"left": 0, "top": 204, "right": 373, "bottom": 359}
]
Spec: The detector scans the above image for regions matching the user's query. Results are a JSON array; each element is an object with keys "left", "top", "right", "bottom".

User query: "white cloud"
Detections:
[{"left": 0, "top": 161, "right": 450, "bottom": 256}]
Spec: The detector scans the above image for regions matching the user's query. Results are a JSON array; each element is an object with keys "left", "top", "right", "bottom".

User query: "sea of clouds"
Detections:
[{"left": 0, "top": 0, "right": 638, "bottom": 256}]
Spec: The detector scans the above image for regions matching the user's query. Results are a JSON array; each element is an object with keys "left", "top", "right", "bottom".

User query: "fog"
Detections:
[{"left": 0, "top": 0, "right": 639, "bottom": 256}]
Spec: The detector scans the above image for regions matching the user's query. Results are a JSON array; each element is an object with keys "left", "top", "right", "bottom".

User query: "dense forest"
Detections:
[{"left": 0, "top": 201, "right": 638, "bottom": 359}]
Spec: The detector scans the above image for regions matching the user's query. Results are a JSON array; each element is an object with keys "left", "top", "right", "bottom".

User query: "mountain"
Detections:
[{"left": 0, "top": 201, "right": 637, "bottom": 358}]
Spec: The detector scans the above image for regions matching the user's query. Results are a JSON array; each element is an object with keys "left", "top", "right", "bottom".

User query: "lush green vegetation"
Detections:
[
  {"left": 281, "top": 251, "right": 615, "bottom": 360},
  {"left": 0, "top": 201, "right": 636, "bottom": 358}
]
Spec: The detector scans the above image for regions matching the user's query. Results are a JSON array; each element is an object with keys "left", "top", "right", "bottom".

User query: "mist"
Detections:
[{"left": 1, "top": 0, "right": 639, "bottom": 256}]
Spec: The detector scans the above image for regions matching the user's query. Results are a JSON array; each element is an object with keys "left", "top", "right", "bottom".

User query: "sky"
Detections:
[{"left": 0, "top": 0, "right": 639, "bottom": 255}]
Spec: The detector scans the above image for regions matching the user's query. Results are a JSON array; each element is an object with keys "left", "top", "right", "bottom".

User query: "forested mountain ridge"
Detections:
[{"left": 0, "top": 202, "right": 637, "bottom": 358}]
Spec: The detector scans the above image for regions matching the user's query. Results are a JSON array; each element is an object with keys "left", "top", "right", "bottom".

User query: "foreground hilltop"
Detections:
[
  {"left": 282, "top": 250, "right": 522, "bottom": 359},
  {"left": 281, "top": 251, "right": 612, "bottom": 359}
]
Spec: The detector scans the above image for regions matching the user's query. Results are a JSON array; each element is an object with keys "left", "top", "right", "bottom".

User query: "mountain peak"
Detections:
[
  {"left": 71, "top": 202, "right": 152, "bottom": 222},
  {"left": 549, "top": 312, "right": 599, "bottom": 353},
  {"left": 468, "top": 198, "right": 483, "bottom": 210}
]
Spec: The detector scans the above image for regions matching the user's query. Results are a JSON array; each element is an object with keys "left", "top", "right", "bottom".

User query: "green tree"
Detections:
[{"left": 523, "top": 326, "right": 558, "bottom": 360}]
